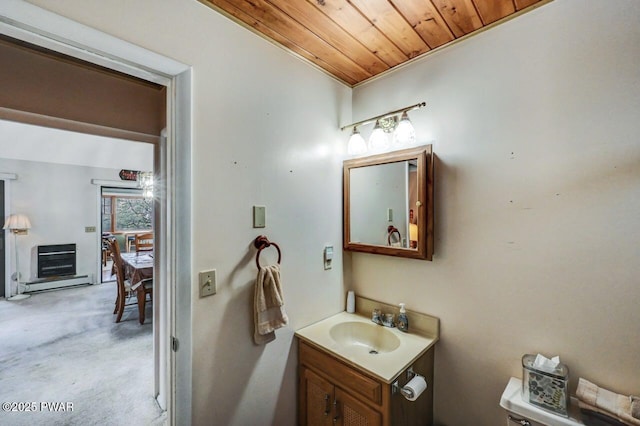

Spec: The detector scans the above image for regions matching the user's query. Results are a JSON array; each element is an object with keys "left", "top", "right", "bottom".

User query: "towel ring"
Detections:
[
  {"left": 387, "top": 226, "right": 401, "bottom": 246},
  {"left": 254, "top": 235, "right": 282, "bottom": 269}
]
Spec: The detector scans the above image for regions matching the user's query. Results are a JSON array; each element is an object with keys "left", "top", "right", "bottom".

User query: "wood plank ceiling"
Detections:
[{"left": 200, "top": 0, "right": 551, "bottom": 86}]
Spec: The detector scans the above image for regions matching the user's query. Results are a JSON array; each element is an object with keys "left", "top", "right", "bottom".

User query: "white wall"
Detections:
[
  {"left": 0, "top": 158, "right": 119, "bottom": 283},
  {"left": 23, "top": 1, "right": 351, "bottom": 424},
  {"left": 350, "top": 1, "right": 640, "bottom": 424}
]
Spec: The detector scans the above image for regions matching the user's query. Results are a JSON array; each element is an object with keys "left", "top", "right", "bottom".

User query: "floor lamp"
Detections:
[{"left": 3, "top": 213, "right": 31, "bottom": 301}]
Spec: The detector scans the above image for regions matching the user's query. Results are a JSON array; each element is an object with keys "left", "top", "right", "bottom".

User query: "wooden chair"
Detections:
[
  {"left": 112, "top": 234, "right": 127, "bottom": 253},
  {"left": 126, "top": 234, "right": 136, "bottom": 253},
  {"left": 101, "top": 234, "right": 113, "bottom": 266},
  {"left": 102, "top": 244, "right": 109, "bottom": 267},
  {"left": 134, "top": 232, "right": 154, "bottom": 253},
  {"left": 135, "top": 278, "right": 153, "bottom": 325},
  {"left": 108, "top": 238, "right": 152, "bottom": 324}
]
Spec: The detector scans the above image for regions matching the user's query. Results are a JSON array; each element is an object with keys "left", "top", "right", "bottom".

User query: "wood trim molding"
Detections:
[{"left": 0, "top": 108, "right": 160, "bottom": 145}]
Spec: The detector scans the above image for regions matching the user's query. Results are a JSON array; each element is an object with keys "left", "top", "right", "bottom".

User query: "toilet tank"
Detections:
[{"left": 500, "top": 377, "right": 584, "bottom": 426}]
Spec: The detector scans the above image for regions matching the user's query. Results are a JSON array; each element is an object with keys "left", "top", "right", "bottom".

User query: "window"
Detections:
[
  {"left": 115, "top": 197, "right": 152, "bottom": 231},
  {"left": 101, "top": 188, "right": 152, "bottom": 233}
]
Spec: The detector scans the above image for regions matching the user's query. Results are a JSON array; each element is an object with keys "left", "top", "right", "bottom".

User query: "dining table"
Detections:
[{"left": 120, "top": 252, "right": 154, "bottom": 287}]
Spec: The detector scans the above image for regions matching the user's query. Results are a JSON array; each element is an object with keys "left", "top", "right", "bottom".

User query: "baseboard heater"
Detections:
[{"left": 23, "top": 274, "right": 94, "bottom": 293}]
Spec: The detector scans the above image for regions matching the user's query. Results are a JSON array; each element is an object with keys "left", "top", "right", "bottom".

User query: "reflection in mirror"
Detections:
[
  {"left": 343, "top": 145, "right": 434, "bottom": 260},
  {"left": 387, "top": 225, "right": 402, "bottom": 247},
  {"left": 349, "top": 160, "right": 417, "bottom": 249}
]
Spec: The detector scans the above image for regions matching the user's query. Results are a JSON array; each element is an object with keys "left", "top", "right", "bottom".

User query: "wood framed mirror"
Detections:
[{"left": 343, "top": 145, "right": 434, "bottom": 260}]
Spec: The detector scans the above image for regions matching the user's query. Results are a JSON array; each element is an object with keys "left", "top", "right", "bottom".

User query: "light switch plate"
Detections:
[
  {"left": 199, "top": 269, "right": 216, "bottom": 297},
  {"left": 85, "top": 226, "right": 96, "bottom": 233},
  {"left": 253, "top": 205, "right": 266, "bottom": 228},
  {"left": 324, "top": 245, "right": 333, "bottom": 270}
]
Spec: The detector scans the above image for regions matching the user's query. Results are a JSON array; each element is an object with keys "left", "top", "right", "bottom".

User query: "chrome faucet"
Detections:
[
  {"left": 371, "top": 309, "right": 395, "bottom": 327},
  {"left": 382, "top": 313, "right": 395, "bottom": 328},
  {"left": 371, "top": 309, "right": 383, "bottom": 325}
]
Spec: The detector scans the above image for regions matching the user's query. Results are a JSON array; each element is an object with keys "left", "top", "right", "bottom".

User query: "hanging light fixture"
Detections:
[
  {"left": 340, "top": 101, "right": 426, "bottom": 156},
  {"left": 393, "top": 111, "right": 416, "bottom": 147},
  {"left": 368, "top": 120, "right": 389, "bottom": 152},
  {"left": 347, "top": 127, "right": 367, "bottom": 155}
]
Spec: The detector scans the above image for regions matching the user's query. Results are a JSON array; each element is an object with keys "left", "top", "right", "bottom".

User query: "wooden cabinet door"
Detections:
[
  {"left": 302, "top": 367, "right": 334, "bottom": 426},
  {"left": 335, "top": 388, "right": 382, "bottom": 426}
]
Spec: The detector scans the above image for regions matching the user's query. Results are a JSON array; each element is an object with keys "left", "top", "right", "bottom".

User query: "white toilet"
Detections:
[{"left": 500, "top": 377, "right": 584, "bottom": 426}]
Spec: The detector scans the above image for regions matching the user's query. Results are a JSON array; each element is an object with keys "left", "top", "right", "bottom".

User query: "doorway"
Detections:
[
  {"left": 0, "top": 3, "right": 193, "bottom": 423},
  {"left": 0, "top": 121, "right": 161, "bottom": 423},
  {"left": 100, "top": 185, "right": 154, "bottom": 283},
  {"left": 0, "top": 180, "right": 4, "bottom": 298}
]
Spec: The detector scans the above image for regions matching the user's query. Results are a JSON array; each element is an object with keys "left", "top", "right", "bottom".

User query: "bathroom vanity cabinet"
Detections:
[{"left": 298, "top": 340, "right": 434, "bottom": 426}]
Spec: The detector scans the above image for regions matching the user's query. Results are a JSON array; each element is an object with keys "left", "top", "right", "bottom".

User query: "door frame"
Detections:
[
  {"left": 0, "top": 173, "right": 16, "bottom": 299},
  {"left": 0, "top": 3, "right": 193, "bottom": 425}
]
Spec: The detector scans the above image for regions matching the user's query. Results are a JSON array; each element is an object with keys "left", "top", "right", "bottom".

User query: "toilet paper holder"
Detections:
[{"left": 392, "top": 367, "right": 426, "bottom": 400}]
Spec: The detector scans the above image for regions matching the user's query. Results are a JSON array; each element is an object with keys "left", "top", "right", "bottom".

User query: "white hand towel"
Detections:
[
  {"left": 254, "top": 264, "right": 288, "bottom": 345},
  {"left": 577, "top": 378, "right": 600, "bottom": 406},
  {"left": 631, "top": 396, "right": 640, "bottom": 420},
  {"left": 577, "top": 378, "right": 640, "bottom": 426}
]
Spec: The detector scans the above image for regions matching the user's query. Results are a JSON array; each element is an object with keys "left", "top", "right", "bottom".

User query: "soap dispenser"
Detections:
[{"left": 397, "top": 303, "right": 409, "bottom": 332}]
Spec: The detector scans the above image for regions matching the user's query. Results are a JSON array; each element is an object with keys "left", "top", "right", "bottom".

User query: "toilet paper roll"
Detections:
[{"left": 402, "top": 375, "right": 427, "bottom": 401}]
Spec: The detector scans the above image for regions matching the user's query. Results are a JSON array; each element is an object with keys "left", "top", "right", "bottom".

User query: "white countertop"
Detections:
[{"left": 295, "top": 311, "right": 438, "bottom": 384}]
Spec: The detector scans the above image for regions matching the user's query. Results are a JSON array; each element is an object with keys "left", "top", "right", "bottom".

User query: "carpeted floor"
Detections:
[{"left": 0, "top": 283, "right": 165, "bottom": 425}]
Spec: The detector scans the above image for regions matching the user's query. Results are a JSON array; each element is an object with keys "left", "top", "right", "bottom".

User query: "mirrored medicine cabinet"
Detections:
[{"left": 343, "top": 145, "right": 434, "bottom": 260}]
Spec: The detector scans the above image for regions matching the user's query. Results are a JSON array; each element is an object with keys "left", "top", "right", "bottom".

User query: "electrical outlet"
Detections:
[{"left": 199, "top": 269, "right": 216, "bottom": 297}]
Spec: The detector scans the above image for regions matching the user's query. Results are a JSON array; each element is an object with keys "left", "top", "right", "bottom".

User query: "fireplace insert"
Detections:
[{"left": 37, "top": 244, "right": 76, "bottom": 278}]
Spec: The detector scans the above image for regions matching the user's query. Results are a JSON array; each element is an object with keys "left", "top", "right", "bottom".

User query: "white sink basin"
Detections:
[
  {"left": 329, "top": 321, "right": 400, "bottom": 354},
  {"left": 296, "top": 312, "right": 438, "bottom": 383}
]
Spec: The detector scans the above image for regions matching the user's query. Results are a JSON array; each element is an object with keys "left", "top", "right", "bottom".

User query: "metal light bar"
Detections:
[{"left": 340, "top": 101, "right": 426, "bottom": 131}]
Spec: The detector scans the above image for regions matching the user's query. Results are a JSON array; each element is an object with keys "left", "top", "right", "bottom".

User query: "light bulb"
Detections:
[
  {"left": 393, "top": 111, "right": 416, "bottom": 146},
  {"left": 368, "top": 120, "right": 389, "bottom": 152},
  {"left": 347, "top": 127, "right": 367, "bottom": 155}
]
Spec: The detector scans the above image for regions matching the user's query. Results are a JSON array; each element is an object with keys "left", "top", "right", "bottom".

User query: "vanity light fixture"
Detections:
[
  {"left": 341, "top": 101, "right": 425, "bottom": 155},
  {"left": 393, "top": 112, "right": 416, "bottom": 146},
  {"left": 368, "top": 120, "right": 390, "bottom": 152},
  {"left": 347, "top": 127, "right": 367, "bottom": 155}
]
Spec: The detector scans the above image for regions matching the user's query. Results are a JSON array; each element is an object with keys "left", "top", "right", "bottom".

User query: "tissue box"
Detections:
[{"left": 522, "top": 354, "right": 569, "bottom": 417}]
